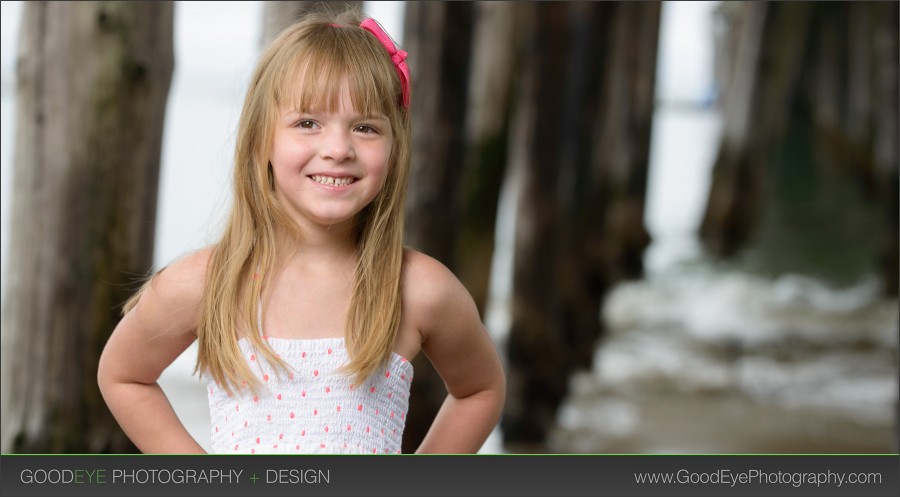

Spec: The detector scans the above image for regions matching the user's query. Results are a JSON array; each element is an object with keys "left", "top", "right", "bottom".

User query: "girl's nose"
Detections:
[{"left": 320, "top": 128, "right": 355, "bottom": 162}]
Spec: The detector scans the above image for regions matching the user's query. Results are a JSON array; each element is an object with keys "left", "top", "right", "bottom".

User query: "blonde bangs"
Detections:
[{"left": 275, "top": 25, "right": 400, "bottom": 121}]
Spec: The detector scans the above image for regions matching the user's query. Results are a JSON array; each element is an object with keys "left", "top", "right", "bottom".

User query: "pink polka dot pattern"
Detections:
[{"left": 206, "top": 337, "right": 413, "bottom": 455}]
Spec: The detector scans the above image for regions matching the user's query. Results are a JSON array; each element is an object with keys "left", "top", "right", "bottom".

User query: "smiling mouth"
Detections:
[{"left": 309, "top": 175, "right": 357, "bottom": 187}]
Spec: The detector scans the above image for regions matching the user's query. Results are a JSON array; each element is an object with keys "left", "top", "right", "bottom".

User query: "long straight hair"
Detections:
[{"left": 125, "top": 10, "right": 411, "bottom": 395}]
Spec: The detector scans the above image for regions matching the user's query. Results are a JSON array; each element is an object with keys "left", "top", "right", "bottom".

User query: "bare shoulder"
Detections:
[
  {"left": 401, "top": 248, "right": 480, "bottom": 341},
  {"left": 131, "top": 245, "right": 215, "bottom": 332},
  {"left": 402, "top": 247, "right": 459, "bottom": 290},
  {"left": 401, "top": 248, "right": 467, "bottom": 305},
  {"left": 150, "top": 246, "right": 213, "bottom": 299}
]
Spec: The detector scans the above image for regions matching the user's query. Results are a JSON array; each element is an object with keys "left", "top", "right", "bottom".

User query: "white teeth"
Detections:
[{"left": 311, "top": 175, "right": 355, "bottom": 186}]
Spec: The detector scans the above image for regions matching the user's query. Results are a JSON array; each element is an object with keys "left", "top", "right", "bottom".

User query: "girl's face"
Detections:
[{"left": 269, "top": 81, "right": 393, "bottom": 234}]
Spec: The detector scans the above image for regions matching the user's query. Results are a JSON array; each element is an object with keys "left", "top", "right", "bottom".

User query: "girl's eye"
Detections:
[
  {"left": 296, "top": 120, "right": 317, "bottom": 129},
  {"left": 354, "top": 124, "right": 378, "bottom": 134}
]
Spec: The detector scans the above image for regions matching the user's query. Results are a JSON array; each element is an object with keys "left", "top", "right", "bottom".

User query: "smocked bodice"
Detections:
[{"left": 205, "top": 337, "right": 413, "bottom": 454}]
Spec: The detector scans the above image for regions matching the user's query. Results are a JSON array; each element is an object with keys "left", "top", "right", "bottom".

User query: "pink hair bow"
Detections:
[{"left": 360, "top": 18, "right": 410, "bottom": 109}]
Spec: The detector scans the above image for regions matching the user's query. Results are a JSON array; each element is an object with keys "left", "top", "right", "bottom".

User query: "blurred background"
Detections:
[{"left": 1, "top": 1, "right": 897, "bottom": 454}]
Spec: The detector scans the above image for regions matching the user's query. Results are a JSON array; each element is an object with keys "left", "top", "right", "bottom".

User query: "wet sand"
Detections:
[{"left": 547, "top": 388, "right": 896, "bottom": 454}]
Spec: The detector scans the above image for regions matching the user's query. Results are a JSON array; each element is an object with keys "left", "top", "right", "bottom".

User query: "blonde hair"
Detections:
[{"left": 125, "top": 10, "right": 411, "bottom": 395}]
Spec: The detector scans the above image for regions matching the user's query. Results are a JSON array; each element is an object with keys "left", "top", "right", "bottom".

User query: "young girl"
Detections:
[{"left": 97, "top": 10, "right": 506, "bottom": 454}]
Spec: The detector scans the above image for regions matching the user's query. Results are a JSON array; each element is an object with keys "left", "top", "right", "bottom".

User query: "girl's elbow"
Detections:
[
  {"left": 96, "top": 345, "right": 127, "bottom": 397},
  {"left": 96, "top": 351, "right": 114, "bottom": 395},
  {"left": 488, "top": 372, "right": 507, "bottom": 420}
]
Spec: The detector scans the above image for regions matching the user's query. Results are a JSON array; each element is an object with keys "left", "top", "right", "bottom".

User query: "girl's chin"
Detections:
[
  {"left": 299, "top": 212, "right": 360, "bottom": 230},
  {"left": 279, "top": 200, "right": 372, "bottom": 232}
]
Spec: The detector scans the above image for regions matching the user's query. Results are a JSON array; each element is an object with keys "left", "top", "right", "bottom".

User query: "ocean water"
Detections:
[{"left": 551, "top": 261, "right": 898, "bottom": 453}]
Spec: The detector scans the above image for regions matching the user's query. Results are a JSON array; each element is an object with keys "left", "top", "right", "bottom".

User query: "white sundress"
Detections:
[{"left": 205, "top": 336, "right": 414, "bottom": 454}]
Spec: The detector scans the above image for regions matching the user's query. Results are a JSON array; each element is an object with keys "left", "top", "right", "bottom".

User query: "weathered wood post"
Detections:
[
  {"left": 502, "top": 1, "right": 659, "bottom": 448},
  {"left": 401, "top": 1, "right": 476, "bottom": 453},
  {"left": 0, "top": 1, "right": 174, "bottom": 453}
]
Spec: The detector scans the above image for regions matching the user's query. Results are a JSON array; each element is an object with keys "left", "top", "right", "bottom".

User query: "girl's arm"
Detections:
[
  {"left": 97, "top": 248, "right": 211, "bottom": 454},
  {"left": 404, "top": 251, "right": 507, "bottom": 454}
]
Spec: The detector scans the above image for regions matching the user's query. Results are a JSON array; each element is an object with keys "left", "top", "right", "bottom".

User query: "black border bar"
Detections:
[{"left": 1, "top": 454, "right": 898, "bottom": 497}]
